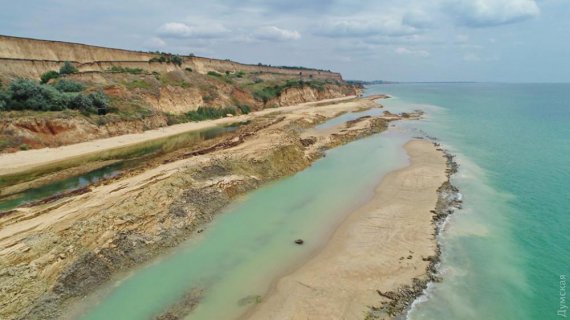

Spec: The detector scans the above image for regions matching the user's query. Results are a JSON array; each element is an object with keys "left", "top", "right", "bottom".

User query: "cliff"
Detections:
[{"left": 0, "top": 35, "right": 342, "bottom": 81}]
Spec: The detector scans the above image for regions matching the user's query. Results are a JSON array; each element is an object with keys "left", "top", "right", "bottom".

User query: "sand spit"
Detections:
[
  {"left": 0, "top": 96, "right": 404, "bottom": 320},
  {"left": 245, "top": 139, "right": 454, "bottom": 320}
]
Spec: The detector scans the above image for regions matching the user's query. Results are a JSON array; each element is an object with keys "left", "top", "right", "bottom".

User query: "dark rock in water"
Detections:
[
  {"left": 294, "top": 239, "right": 304, "bottom": 245},
  {"left": 197, "top": 229, "right": 204, "bottom": 234}
]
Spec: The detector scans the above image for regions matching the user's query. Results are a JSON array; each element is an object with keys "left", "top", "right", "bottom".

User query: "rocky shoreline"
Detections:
[{"left": 369, "top": 143, "right": 461, "bottom": 319}]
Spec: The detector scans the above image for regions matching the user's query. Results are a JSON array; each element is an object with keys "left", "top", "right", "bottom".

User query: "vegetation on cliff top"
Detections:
[{"left": 149, "top": 53, "right": 183, "bottom": 66}]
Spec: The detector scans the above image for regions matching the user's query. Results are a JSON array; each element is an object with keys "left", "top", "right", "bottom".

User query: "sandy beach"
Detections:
[{"left": 245, "top": 139, "right": 447, "bottom": 320}]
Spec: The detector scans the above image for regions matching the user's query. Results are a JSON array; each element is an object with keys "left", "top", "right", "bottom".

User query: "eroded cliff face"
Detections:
[
  {"left": 0, "top": 114, "right": 168, "bottom": 151},
  {"left": 0, "top": 35, "right": 342, "bottom": 82},
  {"left": 269, "top": 85, "right": 359, "bottom": 106}
]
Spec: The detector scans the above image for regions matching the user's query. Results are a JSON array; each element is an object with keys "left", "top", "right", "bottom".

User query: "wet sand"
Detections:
[{"left": 245, "top": 139, "right": 447, "bottom": 320}]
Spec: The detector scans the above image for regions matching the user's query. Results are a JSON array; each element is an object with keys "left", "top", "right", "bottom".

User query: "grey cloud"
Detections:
[
  {"left": 157, "top": 22, "right": 230, "bottom": 39},
  {"left": 446, "top": 0, "right": 540, "bottom": 27},
  {"left": 253, "top": 26, "right": 301, "bottom": 41},
  {"left": 315, "top": 17, "right": 419, "bottom": 38}
]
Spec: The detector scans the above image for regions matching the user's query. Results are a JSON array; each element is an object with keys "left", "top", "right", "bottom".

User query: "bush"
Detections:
[
  {"left": 40, "top": 70, "right": 60, "bottom": 84},
  {"left": 185, "top": 67, "right": 193, "bottom": 72},
  {"left": 53, "top": 79, "right": 85, "bottom": 92},
  {"left": 170, "top": 55, "right": 183, "bottom": 66},
  {"left": 238, "top": 104, "right": 251, "bottom": 114},
  {"left": 1, "top": 79, "right": 110, "bottom": 114},
  {"left": 149, "top": 53, "right": 183, "bottom": 66},
  {"left": 207, "top": 71, "right": 222, "bottom": 77},
  {"left": 9, "top": 79, "right": 67, "bottom": 111},
  {"left": 69, "top": 92, "right": 109, "bottom": 114},
  {"left": 107, "top": 66, "right": 145, "bottom": 74},
  {"left": 59, "top": 61, "right": 78, "bottom": 75},
  {"left": 186, "top": 106, "right": 237, "bottom": 121},
  {"left": 89, "top": 92, "right": 110, "bottom": 115}
]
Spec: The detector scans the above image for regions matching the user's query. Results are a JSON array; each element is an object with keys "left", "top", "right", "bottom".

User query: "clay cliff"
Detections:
[
  {"left": 0, "top": 35, "right": 342, "bottom": 81},
  {"left": 0, "top": 35, "right": 359, "bottom": 151}
]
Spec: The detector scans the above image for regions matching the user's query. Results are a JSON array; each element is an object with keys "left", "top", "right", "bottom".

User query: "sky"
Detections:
[{"left": 1, "top": 0, "right": 569, "bottom": 82}]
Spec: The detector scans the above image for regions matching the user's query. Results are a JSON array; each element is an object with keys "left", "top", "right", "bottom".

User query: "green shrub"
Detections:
[
  {"left": 9, "top": 79, "right": 67, "bottom": 111},
  {"left": 40, "top": 70, "right": 60, "bottom": 84},
  {"left": 89, "top": 92, "right": 110, "bottom": 115},
  {"left": 20, "top": 143, "right": 30, "bottom": 151},
  {"left": 185, "top": 67, "right": 193, "bottom": 72},
  {"left": 59, "top": 61, "right": 78, "bottom": 75},
  {"left": 149, "top": 53, "right": 183, "bottom": 66},
  {"left": 1, "top": 79, "right": 110, "bottom": 114},
  {"left": 186, "top": 106, "right": 237, "bottom": 121},
  {"left": 253, "top": 85, "right": 283, "bottom": 103},
  {"left": 207, "top": 71, "right": 222, "bottom": 77},
  {"left": 170, "top": 55, "right": 183, "bottom": 66},
  {"left": 69, "top": 92, "right": 109, "bottom": 114},
  {"left": 238, "top": 104, "right": 251, "bottom": 114},
  {"left": 107, "top": 66, "right": 144, "bottom": 74},
  {"left": 53, "top": 79, "right": 85, "bottom": 92}
]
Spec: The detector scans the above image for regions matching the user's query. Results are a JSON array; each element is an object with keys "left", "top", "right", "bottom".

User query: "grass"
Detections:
[
  {"left": 207, "top": 71, "right": 223, "bottom": 77},
  {"left": 207, "top": 71, "right": 234, "bottom": 84},
  {"left": 186, "top": 106, "right": 237, "bottom": 121},
  {"left": 125, "top": 79, "right": 152, "bottom": 90},
  {"left": 165, "top": 105, "right": 249, "bottom": 125},
  {"left": 107, "top": 66, "right": 145, "bottom": 75}
]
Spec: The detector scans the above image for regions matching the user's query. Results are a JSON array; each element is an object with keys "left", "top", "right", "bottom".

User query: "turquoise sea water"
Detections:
[{"left": 372, "top": 83, "right": 570, "bottom": 320}]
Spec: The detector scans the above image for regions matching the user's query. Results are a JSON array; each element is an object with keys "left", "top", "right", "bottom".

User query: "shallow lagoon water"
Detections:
[
  {"left": 78, "top": 115, "right": 413, "bottom": 320},
  {"left": 0, "top": 123, "right": 243, "bottom": 211}
]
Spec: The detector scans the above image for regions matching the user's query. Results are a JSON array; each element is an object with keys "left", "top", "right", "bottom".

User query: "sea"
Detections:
[{"left": 374, "top": 83, "right": 570, "bottom": 320}]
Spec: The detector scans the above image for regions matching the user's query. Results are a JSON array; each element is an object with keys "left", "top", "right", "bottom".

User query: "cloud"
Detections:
[
  {"left": 157, "top": 22, "right": 229, "bottom": 39},
  {"left": 316, "top": 17, "right": 418, "bottom": 38},
  {"left": 254, "top": 26, "right": 301, "bottom": 41},
  {"left": 395, "top": 47, "right": 430, "bottom": 57},
  {"left": 143, "top": 37, "right": 166, "bottom": 49},
  {"left": 447, "top": 0, "right": 540, "bottom": 27}
]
